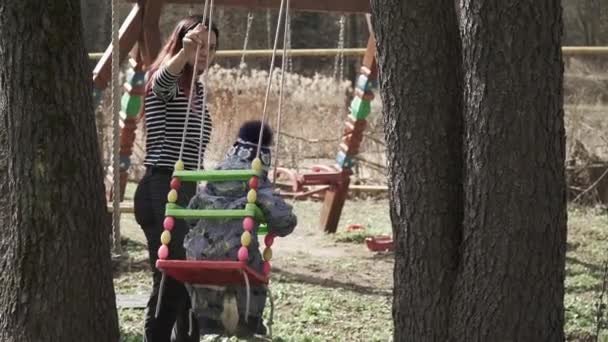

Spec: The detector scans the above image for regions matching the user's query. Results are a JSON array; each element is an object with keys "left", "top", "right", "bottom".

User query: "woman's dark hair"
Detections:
[{"left": 141, "top": 15, "right": 219, "bottom": 119}]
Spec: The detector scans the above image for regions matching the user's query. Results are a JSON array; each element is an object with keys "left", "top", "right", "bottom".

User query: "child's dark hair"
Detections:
[{"left": 238, "top": 120, "right": 273, "bottom": 147}]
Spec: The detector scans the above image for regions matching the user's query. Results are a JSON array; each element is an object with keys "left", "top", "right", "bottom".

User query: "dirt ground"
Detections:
[{"left": 119, "top": 191, "right": 394, "bottom": 294}]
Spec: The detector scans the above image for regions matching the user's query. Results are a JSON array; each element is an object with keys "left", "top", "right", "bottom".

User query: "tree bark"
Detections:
[
  {"left": 370, "top": 1, "right": 463, "bottom": 341},
  {"left": 80, "top": 0, "right": 110, "bottom": 51},
  {"left": 373, "top": 0, "right": 566, "bottom": 340},
  {"left": 80, "top": 0, "right": 110, "bottom": 70},
  {"left": 451, "top": 1, "right": 567, "bottom": 340},
  {"left": 0, "top": 1, "right": 120, "bottom": 341}
]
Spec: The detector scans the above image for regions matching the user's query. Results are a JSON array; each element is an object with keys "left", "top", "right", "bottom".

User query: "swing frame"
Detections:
[
  {"left": 99, "top": 0, "right": 377, "bottom": 249},
  {"left": 102, "top": 0, "right": 376, "bottom": 337}
]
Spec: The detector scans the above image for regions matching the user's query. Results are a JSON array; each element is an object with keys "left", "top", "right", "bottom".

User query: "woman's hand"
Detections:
[
  {"left": 182, "top": 24, "right": 209, "bottom": 60},
  {"left": 164, "top": 23, "right": 210, "bottom": 76}
]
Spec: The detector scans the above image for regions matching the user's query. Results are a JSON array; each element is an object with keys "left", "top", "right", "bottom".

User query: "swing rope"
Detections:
[
  {"left": 255, "top": 0, "right": 288, "bottom": 159},
  {"left": 178, "top": 0, "right": 211, "bottom": 164},
  {"left": 110, "top": 0, "right": 121, "bottom": 254},
  {"left": 272, "top": 0, "right": 290, "bottom": 185},
  {"left": 197, "top": 0, "right": 215, "bottom": 171}
]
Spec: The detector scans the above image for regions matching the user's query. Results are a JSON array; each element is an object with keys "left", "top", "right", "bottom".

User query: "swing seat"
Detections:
[{"left": 156, "top": 259, "right": 269, "bottom": 286}]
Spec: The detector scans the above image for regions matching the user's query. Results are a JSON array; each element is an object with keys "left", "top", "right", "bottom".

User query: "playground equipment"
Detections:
[
  {"left": 96, "top": 0, "right": 377, "bottom": 236},
  {"left": 109, "top": 0, "right": 295, "bottom": 336}
]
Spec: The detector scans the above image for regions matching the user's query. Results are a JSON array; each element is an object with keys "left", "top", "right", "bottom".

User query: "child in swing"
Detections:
[{"left": 183, "top": 120, "right": 297, "bottom": 338}]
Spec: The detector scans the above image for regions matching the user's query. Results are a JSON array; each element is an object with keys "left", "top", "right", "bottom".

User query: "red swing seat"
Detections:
[{"left": 156, "top": 259, "right": 269, "bottom": 286}]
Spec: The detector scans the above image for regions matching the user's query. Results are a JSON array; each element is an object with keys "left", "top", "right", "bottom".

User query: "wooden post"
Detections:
[
  {"left": 104, "top": 0, "right": 165, "bottom": 202},
  {"left": 121, "top": 57, "right": 146, "bottom": 199},
  {"left": 92, "top": 3, "right": 144, "bottom": 91},
  {"left": 320, "top": 35, "right": 377, "bottom": 233}
]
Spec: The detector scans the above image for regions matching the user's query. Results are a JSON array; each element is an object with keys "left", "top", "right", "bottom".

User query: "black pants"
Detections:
[{"left": 134, "top": 167, "right": 199, "bottom": 342}]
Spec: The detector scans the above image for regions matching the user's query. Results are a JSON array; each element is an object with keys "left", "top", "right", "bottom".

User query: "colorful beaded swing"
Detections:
[
  {"left": 156, "top": 160, "right": 274, "bottom": 286},
  {"left": 153, "top": 0, "right": 291, "bottom": 324}
]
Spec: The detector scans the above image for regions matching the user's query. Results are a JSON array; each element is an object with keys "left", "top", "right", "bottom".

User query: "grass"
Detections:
[
  {"left": 114, "top": 194, "right": 394, "bottom": 341},
  {"left": 565, "top": 206, "right": 608, "bottom": 341},
  {"left": 114, "top": 185, "right": 608, "bottom": 341}
]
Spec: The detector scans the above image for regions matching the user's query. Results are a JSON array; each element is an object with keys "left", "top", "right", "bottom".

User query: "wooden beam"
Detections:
[
  {"left": 320, "top": 34, "right": 377, "bottom": 234},
  {"left": 107, "top": 201, "right": 136, "bottom": 214},
  {"left": 319, "top": 173, "right": 351, "bottom": 233},
  {"left": 124, "top": 0, "right": 370, "bottom": 13},
  {"left": 361, "top": 35, "right": 377, "bottom": 77},
  {"left": 562, "top": 46, "right": 608, "bottom": 56},
  {"left": 92, "top": 4, "right": 143, "bottom": 90},
  {"left": 90, "top": 48, "right": 367, "bottom": 60},
  {"left": 89, "top": 46, "right": 608, "bottom": 61}
]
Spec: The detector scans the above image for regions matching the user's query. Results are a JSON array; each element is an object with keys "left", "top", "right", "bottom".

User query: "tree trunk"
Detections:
[
  {"left": 0, "top": 1, "right": 120, "bottom": 341},
  {"left": 373, "top": 0, "right": 566, "bottom": 340},
  {"left": 370, "top": 1, "right": 463, "bottom": 341},
  {"left": 451, "top": 1, "right": 567, "bottom": 340},
  {"left": 80, "top": 0, "right": 110, "bottom": 52},
  {"left": 80, "top": 0, "right": 110, "bottom": 70}
]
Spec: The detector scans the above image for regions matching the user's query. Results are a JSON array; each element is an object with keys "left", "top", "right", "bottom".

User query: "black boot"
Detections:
[
  {"left": 235, "top": 316, "right": 267, "bottom": 338},
  {"left": 198, "top": 316, "right": 225, "bottom": 336}
]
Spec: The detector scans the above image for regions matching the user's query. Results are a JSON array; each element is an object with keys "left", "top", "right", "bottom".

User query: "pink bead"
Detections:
[
  {"left": 249, "top": 177, "right": 259, "bottom": 190},
  {"left": 264, "top": 233, "right": 275, "bottom": 247},
  {"left": 242, "top": 217, "right": 255, "bottom": 232},
  {"left": 262, "top": 261, "right": 271, "bottom": 275},
  {"left": 158, "top": 245, "right": 169, "bottom": 259},
  {"left": 170, "top": 177, "right": 181, "bottom": 190},
  {"left": 163, "top": 217, "right": 175, "bottom": 231},
  {"left": 237, "top": 247, "right": 249, "bottom": 262}
]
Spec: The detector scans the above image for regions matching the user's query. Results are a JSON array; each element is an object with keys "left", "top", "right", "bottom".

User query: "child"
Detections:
[{"left": 183, "top": 120, "right": 297, "bottom": 338}]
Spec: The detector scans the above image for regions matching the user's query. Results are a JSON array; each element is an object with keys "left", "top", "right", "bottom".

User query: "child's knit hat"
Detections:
[{"left": 225, "top": 120, "right": 273, "bottom": 169}]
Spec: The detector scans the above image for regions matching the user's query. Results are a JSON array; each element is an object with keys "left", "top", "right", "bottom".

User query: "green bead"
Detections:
[
  {"left": 121, "top": 93, "right": 142, "bottom": 118},
  {"left": 350, "top": 97, "right": 371, "bottom": 120}
]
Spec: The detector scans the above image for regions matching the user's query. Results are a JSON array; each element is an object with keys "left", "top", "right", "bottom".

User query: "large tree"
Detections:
[
  {"left": 371, "top": 0, "right": 567, "bottom": 340},
  {"left": 371, "top": 1, "right": 463, "bottom": 340},
  {"left": 0, "top": 1, "right": 119, "bottom": 341},
  {"left": 80, "top": 0, "right": 110, "bottom": 53}
]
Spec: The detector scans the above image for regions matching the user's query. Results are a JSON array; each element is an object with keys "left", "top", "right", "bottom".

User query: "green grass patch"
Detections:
[{"left": 114, "top": 190, "right": 608, "bottom": 341}]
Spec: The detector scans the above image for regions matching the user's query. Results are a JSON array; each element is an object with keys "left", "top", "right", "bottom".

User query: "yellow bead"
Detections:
[
  {"left": 263, "top": 247, "right": 272, "bottom": 261},
  {"left": 247, "top": 189, "right": 257, "bottom": 203},
  {"left": 175, "top": 160, "right": 185, "bottom": 171},
  {"left": 161, "top": 230, "right": 171, "bottom": 245},
  {"left": 167, "top": 189, "right": 178, "bottom": 203},
  {"left": 241, "top": 231, "right": 252, "bottom": 247},
  {"left": 251, "top": 158, "right": 262, "bottom": 173}
]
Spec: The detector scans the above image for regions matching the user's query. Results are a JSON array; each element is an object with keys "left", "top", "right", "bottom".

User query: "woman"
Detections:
[{"left": 134, "top": 15, "right": 219, "bottom": 342}]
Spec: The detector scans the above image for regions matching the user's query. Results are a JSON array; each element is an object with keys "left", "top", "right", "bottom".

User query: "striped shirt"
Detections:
[{"left": 143, "top": 67, "right": 213, "bottom": 170}]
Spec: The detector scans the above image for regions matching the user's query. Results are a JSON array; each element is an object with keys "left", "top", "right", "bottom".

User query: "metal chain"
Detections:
[
  {"left": 256, "top": 0, "right": 288, "bottom": 158},
  {"left": 240, "top": 13, "right": 254, "bottom": 69},
  {"left": 271, "top": 1, "right": 290, "bottom": 184},
  {"left": 333, "top": 15, "right": 346, "bottom": 82},
  {"left": 227, "top": 13, "right": 255, "bottom": 152},
  {"left": 286, "top": 12, "right": 293, "bottom": 73}
]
